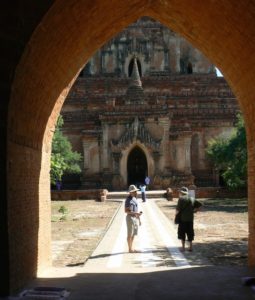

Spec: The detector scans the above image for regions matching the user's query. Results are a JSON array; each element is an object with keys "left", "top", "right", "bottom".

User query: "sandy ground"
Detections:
[
  {"left": 157, "top": 197, "right": 248, "bottom": 266},
  {"left": 51, "top": 200, "right": 120, "bottom": 267},
  {"left": 51, "top": 197, "right": 248, "bottom": 267}
]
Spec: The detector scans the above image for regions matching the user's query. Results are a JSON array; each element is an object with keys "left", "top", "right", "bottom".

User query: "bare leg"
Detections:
[
  {"left": 188, "top": 241, "right": 193, "bottom": 251},
  {"left": 181, "top": 240, "right": 185, "bottom": 252},
  {"left": 127, "top": 236, "right": 135, "bottom": 252}
]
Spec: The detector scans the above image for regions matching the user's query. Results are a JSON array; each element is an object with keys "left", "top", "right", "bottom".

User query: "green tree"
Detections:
[
  {"left": 51, "top": 115, "right": 82, "bottom": 185},
  {"left": 206, "top": 114, "right": 247, "bottom": 190}
]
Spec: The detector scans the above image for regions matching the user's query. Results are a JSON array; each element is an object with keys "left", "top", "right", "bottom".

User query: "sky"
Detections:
[{"left": 216, "top": 68, "right": 223, "bottom": 77}]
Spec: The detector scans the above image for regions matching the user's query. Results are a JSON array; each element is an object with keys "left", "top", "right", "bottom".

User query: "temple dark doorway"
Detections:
[{"left": 127, "top": 147, "right": 147, "bottom": 186}]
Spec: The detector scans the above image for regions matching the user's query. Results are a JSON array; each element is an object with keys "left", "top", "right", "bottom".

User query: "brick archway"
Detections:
[{"left": 6, "top": 0, "right": 255, "bottom": 294}]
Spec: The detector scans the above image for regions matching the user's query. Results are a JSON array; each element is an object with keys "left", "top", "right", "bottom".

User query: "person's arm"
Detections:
[
  {"left": 125, "top": 206, "right": 134, "bottom": 215},
  {"left": 125, "top": 198, "right": 134, "bottom": 215},
  {"left": 175, "top": 198, "right": 181, "bottom": 215},
  {"left": 193, "top": 200, "right": 202, "bottom": 213},
  {"left": 125, "top": 206, "right": 141, "bottom": 217}
]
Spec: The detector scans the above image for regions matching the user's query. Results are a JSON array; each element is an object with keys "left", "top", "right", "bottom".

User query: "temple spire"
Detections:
[
  {"left": 125, "top": 55, "right": 145, "bottom": 104},
  {"left": 130, "top": 55, "right": 142, "bottom": 87}
]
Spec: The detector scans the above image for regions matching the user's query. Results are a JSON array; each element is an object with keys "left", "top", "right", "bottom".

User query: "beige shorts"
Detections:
[{"left": 126, "top": 215, "right": 138, "bottom": 237}]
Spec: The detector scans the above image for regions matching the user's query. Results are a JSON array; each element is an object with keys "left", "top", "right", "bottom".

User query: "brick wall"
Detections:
[
  {"left": 1, "top": 0, "right": 255, "bottom": 296},
  {"left": 51, "top": 189, "right": 108, "bottom": 201},
  {"left": 8, "top": 142, "right": 51, "bottom": 292}
]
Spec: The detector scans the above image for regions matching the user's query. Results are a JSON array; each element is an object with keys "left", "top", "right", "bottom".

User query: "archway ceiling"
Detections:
[{"left": 9, "top": 0, "right": 255, "bottom": 148}]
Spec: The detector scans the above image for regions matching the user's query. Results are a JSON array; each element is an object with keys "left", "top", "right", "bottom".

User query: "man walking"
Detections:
[
  {"left": 140, "top": 184, "right": 147, "bottom": 202},
  {"left": 175, "top": 186, "right": 202, "bottom": 252}
]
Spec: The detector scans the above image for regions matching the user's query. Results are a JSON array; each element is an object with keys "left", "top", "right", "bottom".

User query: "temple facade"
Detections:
[{"left": 61, "top": 17, "right": 239, "bottom": 190}]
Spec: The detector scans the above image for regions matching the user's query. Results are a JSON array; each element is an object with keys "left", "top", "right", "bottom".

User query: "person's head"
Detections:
[
  {"left": 128, "top": 184, "right": 139, "bottom": 196},
  {"left": 179, "top": 186, "right": 189, "bottom": 196}
]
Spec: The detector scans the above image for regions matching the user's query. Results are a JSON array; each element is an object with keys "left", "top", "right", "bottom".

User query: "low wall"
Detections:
[
  {"left": 52, "top": 187, "right": 247, "bottom": 202},
  {"left": 51, "top": 189, "right": 108, "bottom": 201},
  {"left": 196, "top": 187, "right": 247, "bottom": 198},
  {"left": 170, "top": 187, "right": 247, "bottom": 199}
]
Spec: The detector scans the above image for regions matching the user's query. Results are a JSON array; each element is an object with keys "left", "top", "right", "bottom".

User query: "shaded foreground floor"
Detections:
[
  {"left": 23, "top": 198, "right": 254, "bottom": 299},
  {"left": 29, "top": 266, "right": 254, "bottom": 300}
]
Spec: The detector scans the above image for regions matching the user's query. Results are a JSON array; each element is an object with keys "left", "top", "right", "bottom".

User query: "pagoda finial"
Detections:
[
  {"left": 125, "top": 54, "right": 144, "bottom": 104},
  {"left": 130, "top": 55, "right": 142, "bottom": 87}
]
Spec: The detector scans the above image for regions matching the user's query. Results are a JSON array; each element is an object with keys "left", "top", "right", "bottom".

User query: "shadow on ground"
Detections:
[{"left": 23, "top": 266, "right": 254, "bottom": 300}]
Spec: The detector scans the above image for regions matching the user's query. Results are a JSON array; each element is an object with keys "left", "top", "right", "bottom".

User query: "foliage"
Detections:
[
  {"left": 58, "top": 205, "right": 68, "bottom": 221},
  {"left": 58, "top": 205, "right": 68, "bottom": 214},
  {"left": 206, "top": 114, "right": 247, "bottom": 190},
  {"left": 51, "top": 115, "right": 82, "bottom": 185}
]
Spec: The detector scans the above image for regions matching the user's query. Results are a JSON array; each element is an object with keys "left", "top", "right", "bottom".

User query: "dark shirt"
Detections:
[{"left": 176, "top": 196, "right": 202, "bottom": 222}]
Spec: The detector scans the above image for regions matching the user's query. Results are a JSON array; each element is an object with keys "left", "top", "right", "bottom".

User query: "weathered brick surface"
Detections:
[
  {"left": 0, "top": 0, "right": 255, "bottom": 295},
  {"left": 8, "top": 141, "right": 51, "bottom": 292},
  {"left": 51, "top": 189, "right": 108, "bottom": 201},
  {"left": 62, "top": 72, "right": 238, "bottom": 189}
]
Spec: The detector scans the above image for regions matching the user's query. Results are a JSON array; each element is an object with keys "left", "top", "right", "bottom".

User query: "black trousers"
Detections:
[{"left": 178, "top": 221, "right": 194, "bottom": 241}]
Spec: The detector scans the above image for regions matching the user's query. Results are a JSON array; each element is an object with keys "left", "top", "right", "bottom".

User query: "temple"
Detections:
[{"left": 61, "top": 17, "right": 239, "bottom": 190}]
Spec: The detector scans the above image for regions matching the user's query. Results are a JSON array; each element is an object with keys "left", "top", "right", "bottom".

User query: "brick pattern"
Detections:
[
  {"left": 8, "top": 142, "right": 51, "bottom": 292},
  {"left": 62, "top": 73, "right": 238, "bottom": 189}
]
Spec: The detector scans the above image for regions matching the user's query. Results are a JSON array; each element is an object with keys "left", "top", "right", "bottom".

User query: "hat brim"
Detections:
[
  {"left": 179, "top": 189, "right": 189, "bottom": 195},
  {"left": 180, "top": 191, "right": 189, "bottom": 195},
  {"left": 129, "top": 188, "right": 139, "bottom": 193}
]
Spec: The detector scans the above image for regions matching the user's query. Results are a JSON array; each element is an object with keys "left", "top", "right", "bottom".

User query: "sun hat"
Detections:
[
  {"left": 179, "top": 186, "right": 189, "bottom": 195},
  {"left": 128, "top": 184, "right": 139, "bottom": 193}
]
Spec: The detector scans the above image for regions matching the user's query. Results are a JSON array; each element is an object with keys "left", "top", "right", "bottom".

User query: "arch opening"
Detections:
[
  {"left": 127, "top": 146, "right": 147, "bottom": 186},
  {"left": 187, "top": 62, "right": 193, "bottom": 74}
]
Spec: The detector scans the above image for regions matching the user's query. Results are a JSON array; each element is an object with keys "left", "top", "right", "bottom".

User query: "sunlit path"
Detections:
[{"left": 84, "top": 198, "right": 190, "bottom": 273}]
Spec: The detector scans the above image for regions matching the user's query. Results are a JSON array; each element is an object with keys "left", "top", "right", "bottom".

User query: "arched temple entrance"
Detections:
[
  {"left": 127, "top": 147, "right": 148, "bottom": 186},
  {"left": 2, "top": 0, "right": 255, "bottom": 296}
]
